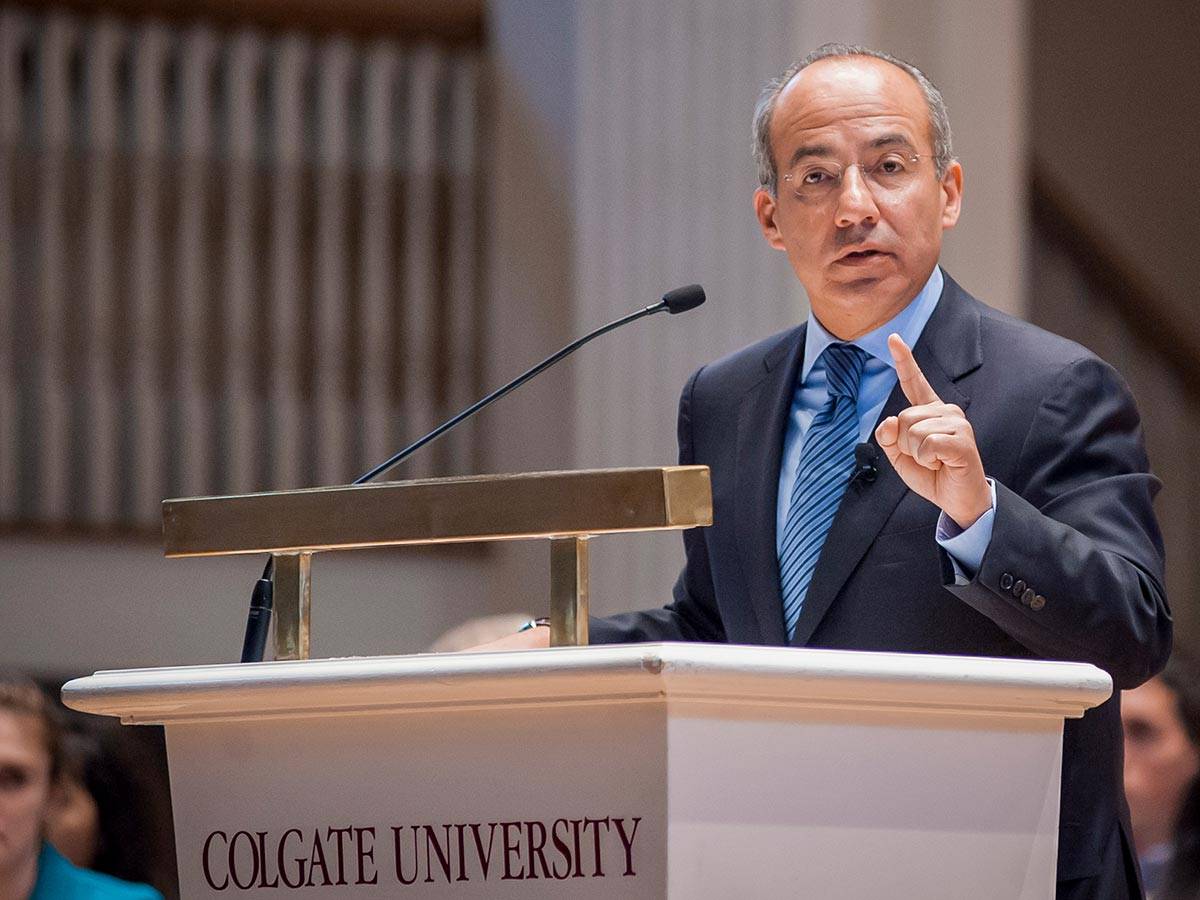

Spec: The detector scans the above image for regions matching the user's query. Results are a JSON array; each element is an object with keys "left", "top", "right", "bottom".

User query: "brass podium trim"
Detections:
[
  {"left": 549, "top": 538, "right": 589, "bottom": 647},
  {"left": 163, "top": 467, "right": 711, "bottom": 557},
  {"left": 272, "top": 553, "right": 312, "bottom": 660},
  {"left": 161, "top": 466, "right": 711, "bottom": 659}
]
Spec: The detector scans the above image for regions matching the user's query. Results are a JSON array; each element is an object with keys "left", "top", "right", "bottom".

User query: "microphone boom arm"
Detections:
[
  {"left": 238, "top": 285, "right": 704, "bottom": 662},
  {"left": 354, "top": 301, "right": 665, "bottom": 486}
]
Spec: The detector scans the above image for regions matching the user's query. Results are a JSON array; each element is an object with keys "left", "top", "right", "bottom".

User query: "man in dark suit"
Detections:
[{"left": 492, "top": 43, "right": 1171, "bottom": 898}]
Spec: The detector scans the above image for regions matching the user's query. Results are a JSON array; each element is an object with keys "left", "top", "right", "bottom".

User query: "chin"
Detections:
[
  {"left": 826, "top": 270, "right": 903, "bottom": 296},
  {"left": 833, "top": 275, "right": 887, "bottom": 292}
]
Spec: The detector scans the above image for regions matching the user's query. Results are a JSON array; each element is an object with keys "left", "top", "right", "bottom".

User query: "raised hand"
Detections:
[{"left": 874, "top": 333, "right": 992, "bottom": 529}]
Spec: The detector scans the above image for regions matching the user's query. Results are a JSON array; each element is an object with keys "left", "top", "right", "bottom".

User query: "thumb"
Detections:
[{"left": 875, "top": 417, "right": 900, "bottom": 464}]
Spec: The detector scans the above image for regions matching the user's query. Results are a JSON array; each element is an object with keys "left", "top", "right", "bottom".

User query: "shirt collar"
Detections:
[{"left": 801, "top": 265, "right": 944, "bottom": 382}]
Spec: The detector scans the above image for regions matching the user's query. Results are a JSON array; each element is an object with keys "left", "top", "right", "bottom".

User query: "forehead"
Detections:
[
  {"left": 1123, "top": 677, "right": 1180, "bottom": 723},
  {"left": 0, "top": 709, "right": 48, "bottom": 765},
  {"left": 770, "top": 56, "right": 932, "bottom": 155}
]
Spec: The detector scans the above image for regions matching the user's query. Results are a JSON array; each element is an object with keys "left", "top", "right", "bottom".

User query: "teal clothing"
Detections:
[{"left": 30, "top": 844, "right": 162, "bottom": 900}]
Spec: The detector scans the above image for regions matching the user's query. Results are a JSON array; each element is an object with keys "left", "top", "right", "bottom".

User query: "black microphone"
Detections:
[
  {"left": 852, "top": 442, "right": 879, "bottom": 484},
  {"left": 239, "top": 575, "right": 274, "bottom": 663},
  {"left": 662, "top": 283, "right": 706, "bottom": 314},
  {"left": 238, "top": 284, "right": 707, "bottom": 661}
]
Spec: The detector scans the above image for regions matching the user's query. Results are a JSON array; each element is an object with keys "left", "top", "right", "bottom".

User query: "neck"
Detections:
[{"left": 0, "top": 852, "right": 39, "bottom": 900}]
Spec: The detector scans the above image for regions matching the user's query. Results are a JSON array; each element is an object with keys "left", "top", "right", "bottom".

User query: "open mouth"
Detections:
[{"left": 836, "top": 248, "right": 888, "bottom": 264}]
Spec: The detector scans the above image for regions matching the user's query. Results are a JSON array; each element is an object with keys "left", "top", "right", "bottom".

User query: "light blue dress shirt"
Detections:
[{"left": 775, "top": 266, "right": 994, "bottom": 580}]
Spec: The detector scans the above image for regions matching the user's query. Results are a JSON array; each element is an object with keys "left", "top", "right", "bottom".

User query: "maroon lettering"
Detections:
[
  {"left": 353, "top": 827, "right": 378, "bottom": 885},
  {"left": 469, "top": 822, "right": 497, "bottom": 880},
  {"left": 583, "top": 817, "right": 610, "bottom": 877},
  {"left": 614, "top": 817, "right": 641, "bottom": 876},
  {"left": 525, "top": 820, "right": 550, "bottom": 879},
  {"left": 254, "top": 831, "right": 280, "bottom": 888},
  {"left": 198, "top": 812, "right": 642, "bottom": 889},
  {"left": 550, "top": 819, "right": 573, "bottom": 880},
  {"left": 278, "top": 828, "right": 306, "bottom": 889},
  {"left": 326, "top": 826, "right": 352, "bottom": 885},
  {"left": 454, "top": 824, "right": 469, "bottom": 882},
  {"left": 500, "top": 821, "right": 524, "bottom": 880},
  {"left": 392, "top": 826, "right": 419, "bottom": 885},
  {"left": 306, "top": 828, "right": 332, "bottom": 887},
  {"left": 423, "top": 825, "right": 453, "bottom": 883},
  {"left": 570, "top": 819, "right": 584, "bottom": 878},
  {"left": 228, "top": 831, "right": 259, "bottom": 890},
  {"left": 202, "top": 831, "right": 229, "bottom": 891}
]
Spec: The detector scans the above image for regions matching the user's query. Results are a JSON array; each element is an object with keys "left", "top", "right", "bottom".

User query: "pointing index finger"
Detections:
[{"left": 888, "top": 333, "right": 940, "bottom": 405}]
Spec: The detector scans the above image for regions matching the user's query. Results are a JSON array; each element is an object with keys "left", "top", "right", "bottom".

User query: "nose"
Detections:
[{"left": 833, "top": 164, "right": 880, "bottom": 228}]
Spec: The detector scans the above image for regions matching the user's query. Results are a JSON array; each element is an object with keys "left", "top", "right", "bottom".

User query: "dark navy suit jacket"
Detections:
[{"left": 590, "top": 272, "right": 1171, "bottom": 886}]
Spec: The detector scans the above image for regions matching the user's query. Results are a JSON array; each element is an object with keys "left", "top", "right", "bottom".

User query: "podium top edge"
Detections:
[{"left": 61, "top": 643, "right": 1113, "bottom": 725}]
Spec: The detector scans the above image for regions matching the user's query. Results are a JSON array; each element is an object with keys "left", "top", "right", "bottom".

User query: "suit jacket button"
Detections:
[
  {"left": 1030, "top": 594, "right": 1046, "bottom": 611},
  {"left": 1012, "top": 579, "right": 1027, "bottom": 598},
  {"left": 1022, "top": 588, "right": 1036, "bottom": 606},
  {"left": 1000, "top": 573, "right": 1014, "bottom": 591}
]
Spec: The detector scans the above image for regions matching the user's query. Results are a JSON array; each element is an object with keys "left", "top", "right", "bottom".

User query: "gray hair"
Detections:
[{"left": 752, "top": 43, "right": 954, "bottom": 195}]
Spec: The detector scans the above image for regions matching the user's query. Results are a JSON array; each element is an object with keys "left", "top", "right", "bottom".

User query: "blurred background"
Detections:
[
  {"left": 0, "top": 0, "right": 1196, "bottom": 740},
  {"left": 1, "top": 0, "right": 1197, "bottom": 895}
]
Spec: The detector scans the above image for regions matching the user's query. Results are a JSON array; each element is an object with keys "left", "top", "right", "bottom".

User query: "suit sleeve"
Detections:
[
  {"left": 943, "top": 356, "right": 1171, "bottom": 689},
  {"left": 587, "top": 366, "right": 727, "bottom": 644}
]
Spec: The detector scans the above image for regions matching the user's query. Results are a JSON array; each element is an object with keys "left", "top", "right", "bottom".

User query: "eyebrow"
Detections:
[
  {"left": 787, "top": 143, "right": 834, "bottom": 168},
  {"left": 868, "top": 133, "right": 918, "bottom": 151},
  {"left": 786, "top": 133, "right": 919, "bottom": 169}
]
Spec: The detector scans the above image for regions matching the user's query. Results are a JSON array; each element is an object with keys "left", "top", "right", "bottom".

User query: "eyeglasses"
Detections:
[{"left": 781, "top": 152, "right": 934, "bottom": 202}]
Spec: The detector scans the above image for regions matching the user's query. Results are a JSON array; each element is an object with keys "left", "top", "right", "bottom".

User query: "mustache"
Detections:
[{"left": 834, "top": 226, "right": 877, "bottom": 248}]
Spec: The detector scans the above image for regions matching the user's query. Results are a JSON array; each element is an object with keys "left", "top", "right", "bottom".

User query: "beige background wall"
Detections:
[
  {"left": 1033, "top": 0, "right": 1199, "bottom": 332},
  {"left": 1027, "top": 0, "right": 1200, "bottom": 643}
]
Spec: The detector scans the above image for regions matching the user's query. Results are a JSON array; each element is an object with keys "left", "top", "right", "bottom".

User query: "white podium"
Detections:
[{"left": 63, "top": 643, "right": 1110, "bottom": 899}]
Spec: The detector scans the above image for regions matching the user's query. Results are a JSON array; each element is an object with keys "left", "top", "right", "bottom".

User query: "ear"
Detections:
[
  {"left": 45, "top": 774, "right": 69, "bottom": 815},
  {"left": 940, "top": 160, "right": 963, "bottom": 229},
  {"left": 39, "top": 776, "right": 67, "bottom": 840},
  {"left": 754, "top": 188, "right": 787, "bottom": 250}
]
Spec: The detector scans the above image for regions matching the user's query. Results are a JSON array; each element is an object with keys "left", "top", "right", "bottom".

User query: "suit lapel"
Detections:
[
  {"left": 734, "top": 324, "right": 805, "bottom": 646},
  {"left": 789, "top": 274, "right": 983, "bottom": 647}
]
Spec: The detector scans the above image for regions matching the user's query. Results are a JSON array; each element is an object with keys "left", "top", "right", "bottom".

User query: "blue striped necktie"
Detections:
[{"left": 779, "top": 342, "right": 869, "bottom": 640}]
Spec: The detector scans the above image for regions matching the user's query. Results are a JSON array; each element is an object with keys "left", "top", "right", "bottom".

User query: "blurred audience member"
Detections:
[
  {"left": 0, "top": 670, "right": 161, "bottom": 899},
  {"left": 42, "top": 756, "right": 99, "bottom": 870},
  {"left": 45, "top": 714, "right": 177, "bottom": 898},
  {"left": 1124, "top": 651, "right": 1200, "bottom": 898}
]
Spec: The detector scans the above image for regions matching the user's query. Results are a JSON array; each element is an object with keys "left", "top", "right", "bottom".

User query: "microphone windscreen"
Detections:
[
  {"left": 662, "top": 283, "right": 706, "bottom": 314},
  {"left": 854, "top": 442, "right": 879, "bottom": 482}
]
